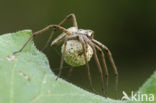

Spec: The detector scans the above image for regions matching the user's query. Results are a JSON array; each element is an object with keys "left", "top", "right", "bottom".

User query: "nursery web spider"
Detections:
[{"left": 13, "top": 13, "right": 118, "bottom": 98}]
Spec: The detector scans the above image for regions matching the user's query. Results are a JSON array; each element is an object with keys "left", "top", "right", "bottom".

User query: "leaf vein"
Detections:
[
  {"left": 9, "top": 61, "right": 17, "bottom": 103},
  {"left": 29, "top": 73, "right": 47, "bottom": 103}
]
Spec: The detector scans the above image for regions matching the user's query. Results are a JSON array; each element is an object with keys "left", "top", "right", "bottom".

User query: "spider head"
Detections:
[
  {"left": 86, "top": 30, "right": 94, "bottom": 39},
  {"left": 78, "top": 29, "right": 94, "bottom": 39}
]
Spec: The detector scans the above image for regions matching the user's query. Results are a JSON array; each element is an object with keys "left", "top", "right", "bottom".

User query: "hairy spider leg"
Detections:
[
  {"left": 94, "top": 44, "right": 109, "bottom": 97},
  {"left": 56, "top": 34, "right": 79, "bottom": 80},
  {"left": 83, "top": 36, "right": 106, "bottom": 96},
  {"left": 79, "top": 36, "right": 96, "bottom": 93},
  {"left": 67, "top": 66, "right": 74, "bottom": 81},
  {"left": 42, "top": 13, "right": 78, "bottom": 51},
  {"left": 13, "top": 25, "right": 72, "bottom": 54},
  {"left": 92, "top": 39, "right": 118, "bottom": 99}
]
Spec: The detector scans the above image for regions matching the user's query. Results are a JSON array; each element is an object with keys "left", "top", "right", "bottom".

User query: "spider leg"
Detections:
[
  {"left": 13, "top": 25, "right": 72, "bottom": 55},
  {"left": 56, "top": 35, "right": 78, "bottom": 80},
  {"left": 41, "top": 30, "right": 56, "bottom": 51},
  {"left": 67, "top": 66, "right": 74, "bottom": 81},
  {"left": 78, "top": 36, "right": 96, "bottom": 93},
  {"left": 94, "top": 44, "right": 109, "bottom": 97},
  {"left": 42, "top": 13, "right": 78, "bottom": 51},
  {"left": 83, "top": 36, "right": 105, "bottom": 96},
  {"left": 58, "top": 13, "right": 78, "bottom": 27},
  {"left": 92, "top": 39, "right": 118, "bottom": 98}
]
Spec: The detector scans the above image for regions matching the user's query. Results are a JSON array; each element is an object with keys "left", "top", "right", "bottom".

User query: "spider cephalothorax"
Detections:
[{"left": 13, "top": 13, "right": 118, "bottom": 97}]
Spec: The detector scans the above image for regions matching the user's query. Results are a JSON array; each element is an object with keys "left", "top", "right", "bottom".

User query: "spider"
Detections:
[{"left": 13, "top": 13, "right": 118, "bottom": 97}]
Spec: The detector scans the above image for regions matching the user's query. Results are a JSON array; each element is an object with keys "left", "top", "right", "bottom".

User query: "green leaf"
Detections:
[
  {"left": 0, "top": 30, "right": 125, "bottom": 103},
  {"left": 126, "top": 71, "right": 156, "bottom": 103},
  {"left": 138, "top": 71, "right": 156, "bottom": 102},
  {"left": 139, "top": 71, "right": 156, "bottom": 94},
  {"left": 0, "top": 30, "right": 155, "bottom": 103}
]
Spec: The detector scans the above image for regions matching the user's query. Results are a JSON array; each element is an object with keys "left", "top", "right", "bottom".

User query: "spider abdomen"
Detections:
[{"left": 61, "top": 40, "right": 93, "bottom": 67}]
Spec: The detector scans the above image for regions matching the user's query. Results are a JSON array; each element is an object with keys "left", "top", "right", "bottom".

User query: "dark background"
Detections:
[{"left": 0, "top": 0, "right": 156, "bottom": 98}]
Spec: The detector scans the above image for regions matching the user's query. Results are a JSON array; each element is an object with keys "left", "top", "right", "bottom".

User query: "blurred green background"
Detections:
[{"left": 0, "top": 0, "right": 156, "bottom": 99}]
